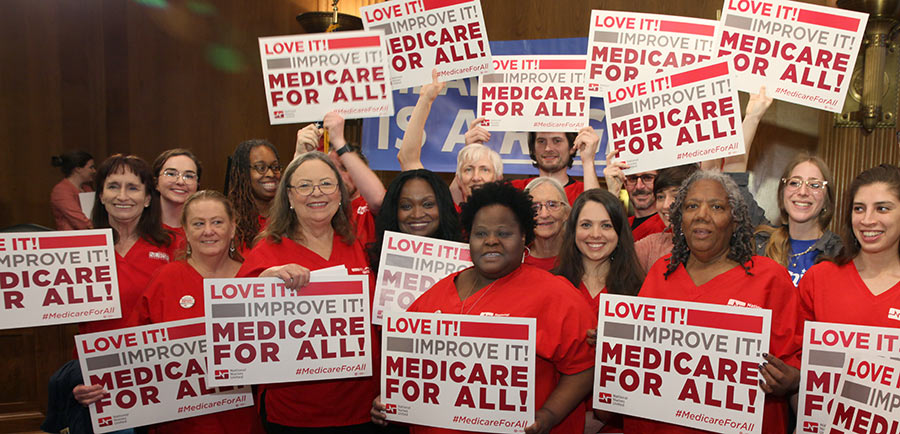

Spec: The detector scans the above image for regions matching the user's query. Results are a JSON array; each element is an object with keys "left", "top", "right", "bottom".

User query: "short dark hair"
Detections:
[
  {"left": 527, "top": 132, "right": 578, "bottom": 169},
  {"left": 51, "top": 151, "right": 93, "bottom": 177},
  {"left": 369, "top": 169, "right": 460, "bottom": 274},
  {"left": 653, "top": 164, "right": 699, "bottom": 197},
  {"left": 460, "top": 181, "right": 536, "bottom": 245},
  {"left": 92, "top": 154, "right": 172, "bottom": 247}
]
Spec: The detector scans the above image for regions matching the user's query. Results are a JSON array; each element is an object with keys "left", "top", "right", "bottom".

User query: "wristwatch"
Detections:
[{"left": 335, "top": 143, "right": 352, "bottom": 157}]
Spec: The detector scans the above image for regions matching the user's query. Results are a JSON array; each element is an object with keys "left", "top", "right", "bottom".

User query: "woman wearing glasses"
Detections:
[
  {"left": 239, "top": 151, "right": 378, "bottom": 433},
  {"left": 523, "top": 177, "right": 570, "bottom": 271},
  {"left": 227, "top": 139, "right": 282, "bottom": 251},
  {"left": 153, "top": 149, "right": 202, "bottom": 237},
  {"left": 755, "top": 154, "right": 841, "bottom": 286}
]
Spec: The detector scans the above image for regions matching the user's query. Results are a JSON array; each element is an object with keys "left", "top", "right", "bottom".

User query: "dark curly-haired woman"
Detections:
[
  {"left": 627, "top": 171, "right": 803, "bottom": 434},
  {"left": 226, "top": 139, "right": 281, "bottom": 251}
]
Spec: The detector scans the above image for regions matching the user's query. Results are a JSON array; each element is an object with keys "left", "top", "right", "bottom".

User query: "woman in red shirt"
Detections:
[
  {"left": 50, "top": 150, "right": 96, "bottom": 230},
  {"left": 152, "top": 148, "right": 201, "bottom": 238},
  {"left": 137, "top": 190, "right": 261, "bottom": 434},
  {"left": 523, "top": 177, "right": 570, "bottom": 271},
  {"left": 226, "top": 139, "right": 282, "bottom": 251},
  {"left": 238, "top": 152, "right": 379, "bottom": 433}
]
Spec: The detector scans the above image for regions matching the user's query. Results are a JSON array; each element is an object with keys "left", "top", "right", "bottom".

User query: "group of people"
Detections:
[{"left": 44, "top": 76, "right": 900, "bottom": 434}]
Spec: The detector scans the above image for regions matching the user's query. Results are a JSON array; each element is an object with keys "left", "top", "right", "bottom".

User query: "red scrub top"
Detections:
[
  {"left": 627, "top": 213, "right": 666, "bottom": 242},
  {"left": 510, "top": 177, "right": 584, "bottom": 207},
  {"left": 351, "top": 195, "right": 377, "bottom": 247},
  {"left": 799, "top": 260, "right": 900, "bottom": 327},
  {"left": 137, "top": 261, "right": 263, "bottom": 434},
  {"left": 577, "top": 282, "right": 625, "bottom": 433},
  {"left": 523, "top": 251, "right": 557, "bottom": 272},
  {"left": 79, "top": 237, "right": 174, "bottom": 335},
  {"left": 162, "top": 224, "right": 187, "bottom": 254},
  {"left": 238, "top": 234, "right": 378, "bottom": 428},
  {"left": 626, "top": 255, "right": 802, "bottom": 434},
  {"left": 406, "top": 264, "right": 595, "bottom": 434}
]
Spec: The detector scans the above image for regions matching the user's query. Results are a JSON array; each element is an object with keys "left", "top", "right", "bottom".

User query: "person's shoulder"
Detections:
[
  {"left": 518, "top": 265, "right": 581, "bottom": 295},
  {"left": 806, "top": 259, "right": 843, "bottom": 276},
  {"left": 508, "top": 178, "right": 531, "bottom": 189},
  {"left": 748, "top": 255, "right": 789, "bottom": 275}
]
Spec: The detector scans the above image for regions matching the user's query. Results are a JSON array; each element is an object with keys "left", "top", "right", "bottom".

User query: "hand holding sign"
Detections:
[
  {"left": 324, "top": 112, "right": 348, "bottom": 150},
  {"left": 259, "top": 264, "right": 311, "bottom": 291},
  {"left": 758, "top": 353, "right": 800, "bottom": 396},
  {"left": 576, "top": 126, "right": 601, "bottom": 163},
  {"left": 295, "top": 124, "right": 321, "bottom": 155},
  {"left": 603, "top": 148, "right": 629, "bottom": 195},
  {"left": 74, "top": 384, "right": 106, "bottom": 406},
  {"left": 464, "top": 117, "right": 491, "bottom": 145}
]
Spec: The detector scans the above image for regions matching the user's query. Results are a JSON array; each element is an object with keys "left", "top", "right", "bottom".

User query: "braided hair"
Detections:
[
  {"left": 226, "top": 139, "right": 279, "bottom": 249},
  {"left": 665, "top": 171, "right": 755, "bottom": 278}
]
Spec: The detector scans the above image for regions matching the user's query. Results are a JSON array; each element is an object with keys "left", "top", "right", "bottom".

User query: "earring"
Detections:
[
  {"left": 230, "top": 240, "right": 236, "bottom": 254},
  {"left": 186, "top": 243, "right": 192, "bottom": 256}
]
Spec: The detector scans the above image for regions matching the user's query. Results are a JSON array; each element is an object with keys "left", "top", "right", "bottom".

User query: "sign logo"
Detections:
[
  {"left": 214, "top": 370, "right": 230, "bottom": 380},
  {"left": 598, "top": 392, "right": 612, "bottom": 404},
  {"left": 384, "top": 403, "right": 397, "bottom": 414},
  {"left": 802, "top": 421, "right": 819, "bottom": 433},
  {"left": 274, "top": 111, "right": 285, "bottom": 119},
  {"left": 97, "top": 417, "right": 113, "bottom": 427},
  {"left": 480, "top": 119, "right": 490, "bottom": 127},
  {"left": 888, "top": 308, "right": 900, "bottom": 322},
  {"left": 588, "top": 83, "right": 599, "bottom": 92}
]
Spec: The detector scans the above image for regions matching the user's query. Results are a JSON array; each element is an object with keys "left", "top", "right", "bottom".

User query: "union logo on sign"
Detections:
[
  {"left": 274, "top": 111, "right": 285, "bottom": 119},
  {"left": 384, "top": 403, "right": 397, "bottom": 414},
  {"left": 802, "top": 421, "right": 818, "bottom": 433},
  {"left": 98, "top": 417, "right": 113, "bottom": 427},
  {"left": 597, "top": 392, "right": 612, "bottom": 404},
  {"left": 215, "top": 370, "right": 230, "bottom": 380}
]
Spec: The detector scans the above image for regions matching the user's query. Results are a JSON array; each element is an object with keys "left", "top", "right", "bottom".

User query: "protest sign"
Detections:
[
  {"left": 595, "top": 294, "right": 770, "bottom": 434},
  {"left": 76, "top": 319, "right": 253, "bottom": 433},
  {"left": 258, "top": 30, "right": 393, "bottom": 124},
  {"left": 825, "top": 353, "right": 900, "bottom": 434},
  {"left": 382, "top": 311, "right": 535, "bottom": 432},
  {"left": 79, "top": 191, "right": 95, "bottom": 218},
  {"left": 478, "top": 55, "right": 589, "bottom": 132},
  {"left": 372, "top": 231, "right": 472, "bottom": 325},
  {"left": 204, "top": 276, "right": 372, "bottom": 387},
  {"left": 604, "top": 59, "right": 744, "bottom": 174},
  {"left": 361, "top": 0, "right": 492, "bottom": 89},
  {"left": 361, "top": 37, "right": 608, "bottom": 176},
  {"left": 716, "top": 0, "right": 868, "bottom": 112},
  {"left": 0, "top": 229, "right": 120, "bottom": 329},
  {"left": 586, "top": 11, "right": 717, "bottom": 96},
  {"left": 797, "top": 322, "right": 900, "bottom": 434}
]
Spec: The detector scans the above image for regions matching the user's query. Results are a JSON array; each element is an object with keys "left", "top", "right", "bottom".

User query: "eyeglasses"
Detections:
[
  {"left": 531, "top": 200, "right": 564, "bottom": 213},
  {"left": 161, "top": 169, "right": 198, "bottom": 184},
  {"left": 288, "top": 181, "right": 338, "bottom": 196},
  {"left": 625, "top": 174, "right": 657, "bottom": 185},
  {"left": 782, "top": 177, "right": 827, "bottom": 192},
  {"left": 250, "top": 162, "right": 281, "bottom": 175}
]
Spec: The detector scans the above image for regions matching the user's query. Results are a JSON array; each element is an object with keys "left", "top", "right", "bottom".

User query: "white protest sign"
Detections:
[
  {"left": 604, "top": 59, "right": 744, "bottom": 174},
  {"left": 586, "top": 11, "right": 717, "bottom": 96},
  {"left": 372, "top": 231, "right": 472, "bottom": 325},
  {"left": 796, "top": 322, "right": 900, "bottom": 434},
  {"left": 825, "top": 352, "right": 900, "bottom": 434},
  {"left": 478, "top": 55, "right": 589, "bottom": 132},
  {"left": 79, "top": 191, "right": 95, "bottom": 218},
  {"left": 258, "top": 30, "right": 394, "bottom": 124},
  {"left": 595, "top": 294, "right": 770, "bottom": 434},
  {"left": 0, "top": 229, "right": 120, "bottom": 329},
  {"left": 76, "top": 319, "right": 253, "bottom": 433},
  {"left": 716, "top": 0, "right": 868, "bottom": 112},
  {"left": 204, "top": 276, "right": 372, "bottom": 386},
  {"left": 382, "top": 311, "right": 535, "bottom": 432},
  {"left": 361, "top": 0, "right": 492, "bottom": 89}
]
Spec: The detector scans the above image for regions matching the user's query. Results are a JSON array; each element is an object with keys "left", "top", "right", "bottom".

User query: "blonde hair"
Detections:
[{"left": 456, "top": 144, "right": 503, "bottom": 179}]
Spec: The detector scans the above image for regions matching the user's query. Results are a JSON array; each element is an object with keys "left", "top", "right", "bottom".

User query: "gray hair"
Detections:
[
  {"left": 456, "top": 144, "right": 503, "bottom": 179},
  {"left": 524, "top": 176, "right": 570, "bottom": 207}
]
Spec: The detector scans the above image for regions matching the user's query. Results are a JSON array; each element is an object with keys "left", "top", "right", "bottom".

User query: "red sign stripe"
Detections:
[
  {"left": 166, "top": 323, "right": 205, "bottom": 339},
  {"left": 659, "top": 20, "right": 715, "bottom": 37},
  {"left": 686, "top": 309, "right": 763, "bottom": 333},
  {"left": 327, "top": 36, "right": 381, "bottom": 50},
  {"left": 796, "top": 9, "right": 860, "bottom": 32},
  {"left": 39, "top": 234, "right": 107, "bottom": 249},
  {"left": 298, "top": 281, "right": 364, "bottom": 296},
  {"left": 459, "top": 321, "right": 529, "bottom": 340},
  {"left": 539, "top": 59, "right": 586, "bottom": 70},
  {"left": 669, "top": 62, "right": 729, "bottom": 87},
  {"left": 423, "top": 0, "right": 471, "bottom": 10}
]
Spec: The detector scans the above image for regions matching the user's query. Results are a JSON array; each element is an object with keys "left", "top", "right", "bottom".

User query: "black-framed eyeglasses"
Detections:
[
  {"left": 288, "top": 181, "right": 338, "bottom": 196},
  {"left": 782, "top": 177, "right": 827, "bottom": 192},
  {"left": 250, "top": 162, "right": 281, "bottom": 175},
  {"left": 531, "top": 200, "right": 564, "bottom": 213},
  {"left": 161, "top": 169, "right": 198, "bottom": 184},
  {"left": 625, "top": 174, "right": 657, "bottom": 185}
]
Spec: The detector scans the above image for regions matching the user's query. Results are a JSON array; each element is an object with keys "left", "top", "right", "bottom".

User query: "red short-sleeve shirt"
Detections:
[
  {"left": 799, "top": 260, "right": 900, "bottom": 327},
  {"left": 406, "top": 264, "right": 595, "bottom": 434},
  {"left": 628, "top": 213, "right": 667, "bottom": 242}
]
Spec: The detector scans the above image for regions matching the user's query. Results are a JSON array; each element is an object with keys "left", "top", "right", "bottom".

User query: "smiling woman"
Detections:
[
  {"left": 152, "top": 148, "right": 202, "bottom": 234},
  {"left": 226, "top": 139, "right": 282, "bottom": 251}
]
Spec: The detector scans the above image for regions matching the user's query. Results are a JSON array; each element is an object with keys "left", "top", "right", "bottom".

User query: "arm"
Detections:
[
  {"left": 398, "top": 69, "right": 446, "bottom": 171},
  {"left": 524, "top": 368, "right": 594, "bottom": 434},
  {"left": 702, "top": 86, "right": 773, "bottom": 172},
  {"left": 324, "top": 112, "right": 387, "bottom": 213},
  {"left": 576, "top": 126, "right": 601, "bottom": 191}
]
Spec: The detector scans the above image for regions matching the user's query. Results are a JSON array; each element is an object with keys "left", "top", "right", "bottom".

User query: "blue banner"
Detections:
[{"left": 361, "top": 38, "right": 608, "bottom": 175}]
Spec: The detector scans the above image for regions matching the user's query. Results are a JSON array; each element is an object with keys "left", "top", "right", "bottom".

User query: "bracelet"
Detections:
[{"left": 335, "top": 144, "right": 352, "bottom": 157}]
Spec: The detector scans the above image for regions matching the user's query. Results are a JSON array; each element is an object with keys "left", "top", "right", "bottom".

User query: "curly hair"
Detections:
[
  {"left": 369, "top": 169, "right": 460, "bottom": 274},
  {"left": 665, "top": 171, "right": 755, "bottom": 278},
  {"left": 527, "top": 132, "right": 578, "bottom": 169},
  {"left": 226, "top": 139, "right": 280, "bottom": 249},
  {"left": 92, "top": 154, "right": 172, "bottom": 247},
  {"left": 460, "top": 181, "right": 536, "bottom": 246},
  {"left": 257, "top": 152, "right": 354, "bottom": 246},
  {"left": 833, "top": 164, "right": 900, "bottom": 265},
  {"left": 552, "top": 189, "right": 644, "bottom": 296}
]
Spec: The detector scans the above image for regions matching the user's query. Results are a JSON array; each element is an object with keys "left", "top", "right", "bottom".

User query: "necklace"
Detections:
[
  {"left": 789, "top": 243, "right": 817, "bottom": 267},
  {"left": 460, "top": 275, "right": 497, "bottom": 315}
]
